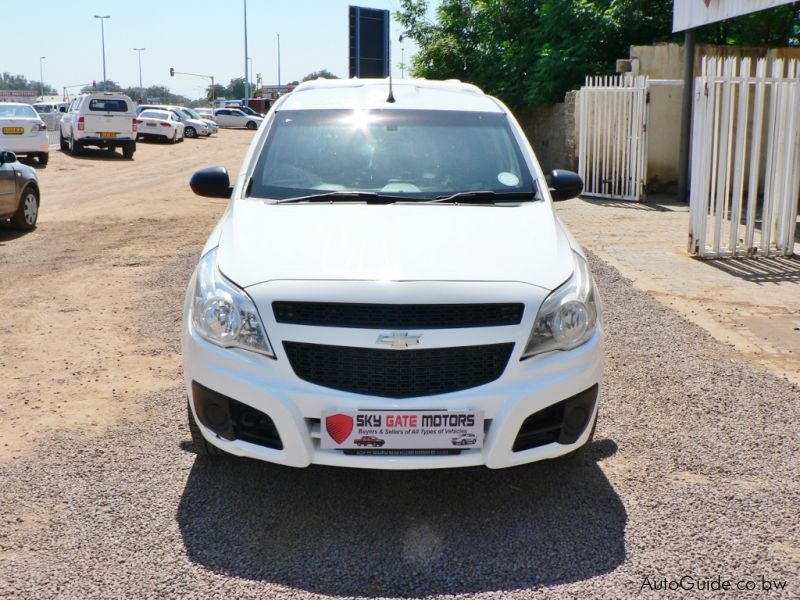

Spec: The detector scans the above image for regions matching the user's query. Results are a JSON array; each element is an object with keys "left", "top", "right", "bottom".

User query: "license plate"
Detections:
[
  {"left": 99, "top": 132, "right": 117, "bottom": 139},
  {"left": 321, "top": 410, "right": 484, "bottom": 450},
  {"left": 2, "top": 127, "right": 23, "bottom": 135},
  {"left": 145, "top": 121, "right": 156, "bottom": 126}
]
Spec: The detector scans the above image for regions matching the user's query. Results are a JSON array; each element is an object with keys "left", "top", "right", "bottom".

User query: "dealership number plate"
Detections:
[
  {"left": 321, "top": 410, "right": 484, "bottom": 450},
  {"left": 99, "top": 132, "right": 117, "bottom": 139},
  {"left": 2, "top": 127, "right": 23, "bottom": 135}
]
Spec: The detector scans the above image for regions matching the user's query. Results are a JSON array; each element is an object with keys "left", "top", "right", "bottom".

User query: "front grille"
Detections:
[
  {"left": 273, "top": 301, "right": 524, "bottom": 329},
  {"left": 283, "top": 342, "right": 514, "bottom": 398}
]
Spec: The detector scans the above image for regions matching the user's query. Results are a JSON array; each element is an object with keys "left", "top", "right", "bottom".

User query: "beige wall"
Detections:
[
  {"left": 630, "top": 43, "right": 800, "bottom": 78},
  {"left": 645, "top": 82, "right": 683, "bottom": 191}
]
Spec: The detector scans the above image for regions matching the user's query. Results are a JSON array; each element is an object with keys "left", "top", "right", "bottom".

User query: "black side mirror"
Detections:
[
  {"left": 0, "top": 151, "right": 17, "bottom": 165},
  {"left": 547, "top": 169, "right": 583, "bottom": 201},
  {"left": 190, "top": 167, "right": 233, "bottom": 198}
]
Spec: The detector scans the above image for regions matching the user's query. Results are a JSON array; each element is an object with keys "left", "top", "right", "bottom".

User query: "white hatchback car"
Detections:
[
  {"left": 0, "top": 103, "right": 50, "bottom": 165},
  {"left": 184, "top": 79, "right": 602, "bottom": 470}
]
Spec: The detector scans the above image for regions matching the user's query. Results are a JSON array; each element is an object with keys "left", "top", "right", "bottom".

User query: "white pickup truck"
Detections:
[{"left": 59, "top": 93, "right": 138, "bottom": 158}]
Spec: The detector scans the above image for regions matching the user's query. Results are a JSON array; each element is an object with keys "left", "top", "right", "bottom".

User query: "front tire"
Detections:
[
  {"left": 188, "top": 402, "right": 228, "bottom": 457},
  {"left": 59, "top": 132, "right": 68, "bottom": 151},
  {"left": 10, "top": 186, "right": 38, "bottom": 230},
  {"left": 246, "top": 120, "right": 257, "bottom": 130},
  {"left": 184, "top": 126, "right": 196, "bottom": 138}
]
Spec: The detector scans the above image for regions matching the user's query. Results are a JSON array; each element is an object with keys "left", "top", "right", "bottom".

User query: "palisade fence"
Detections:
[
  {"left": 688, "top": 57, "right": 800, "bottom": 258},
  {"left": 577, "top": 75, "right": 649, "bottom": 202}
]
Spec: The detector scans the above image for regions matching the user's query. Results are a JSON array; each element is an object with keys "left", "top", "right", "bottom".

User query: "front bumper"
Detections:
[{"left": 182, "top": 317, "right": 603, "bottom": 470}]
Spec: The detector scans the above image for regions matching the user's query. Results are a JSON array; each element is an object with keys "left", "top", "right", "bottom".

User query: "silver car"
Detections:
[{"left": 137, "top": 105, "right": 210, "bottom": 139}]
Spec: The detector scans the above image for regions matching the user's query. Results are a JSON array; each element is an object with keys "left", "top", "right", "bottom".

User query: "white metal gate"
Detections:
[
  {"left": 578, "top": 75, "right": 649, "bottom": 201},
  {"left": 689, "top": 57, "right": 800, "bottom": 258}
]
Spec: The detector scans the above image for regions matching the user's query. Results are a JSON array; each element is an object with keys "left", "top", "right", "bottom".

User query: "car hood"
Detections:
[
  {"left": 217, "top": 200, "right": 574, "bottom": 290},
  {"left": 186, "top": 119, "right": 208, "bottom": 128}
]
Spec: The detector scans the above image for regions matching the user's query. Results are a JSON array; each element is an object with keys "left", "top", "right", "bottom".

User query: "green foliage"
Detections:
[
  {"left": 0, "top": 72, "right": 57, "bottom": 95},
  {"left": 302, "top": 70, "right": 339, "bottom": 81},
  {"left": 396, "top": 0, "right": 800, "bottom": 108}
]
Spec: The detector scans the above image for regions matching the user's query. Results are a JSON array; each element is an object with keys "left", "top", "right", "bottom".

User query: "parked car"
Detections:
[
  {"left": 59, "top": 92, "right": 137, "bottom": 158},
  {"left": 212, "top": 108, "right": 262, "bottom": 129},
  {"left": 179, "top": 107, "right": 218, "bottom": 135},
  {"left": 194, "top": 108, "right": 216, "bottom": 122},
  {"left": 0, "top": 103, "right": 49, "bottom": 165},
  {"left": 184, "top": 78, "right": 601, "bottom": 469},
  {"left": 353, "top": 436, "right": 385, "bottom": 447},
  {"left": 134, "top": 109, "right": 185, "bottom": 143},
  {"left": 137, "top": 105, "right": 210, "bottom": 138},
  {"left": 0, "top": 148, "right": 39, "bottom": 229},
  {"left": 238, "top": 105, "right": 265, "bottom": 118}
]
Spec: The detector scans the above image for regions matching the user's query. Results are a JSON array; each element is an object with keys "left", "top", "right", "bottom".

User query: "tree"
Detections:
[
  {"left": 81, "top": 80, "right": 122, "bottom": 93},
  {"left": 0, "top": 72, "right": 56, "bottom": 94},
  {"left": 302, "top": 69, "right": 339, "bottom": 81},
  {"left": 206, "top": 83, "right": 226, "bottom": 102},
  {"left": 225, "top": 77, "right": 258, "bottom": 99},
  {"left": 396, "top": 0, "right": 800, "bottom": 108}
]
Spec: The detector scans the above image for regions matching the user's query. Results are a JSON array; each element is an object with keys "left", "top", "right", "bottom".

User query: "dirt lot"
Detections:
[{"left": 1, "top": 133, "right": 798, "bottom": 598}]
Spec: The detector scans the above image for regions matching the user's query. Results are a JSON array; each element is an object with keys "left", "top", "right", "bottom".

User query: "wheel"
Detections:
[
  {"left": 10, "top": 186, "right": 38, "bottom": 230},
  {"left": 59, "top": 131, "right": 68, "bottom": 151},
  {"left": 37, "top": 153, "right": 49, "bottom": 166},
  {"left": 188, "top": 402, "right": 228, "bottom": 457},
  {"left": 170, "top": 130, "right": 177, "bottom": 144},
  {"left": 246, "top": 120, "right": 257, "bottom": 130},
  {"left": 184, "top": 126, "right": 196, "bottom": 138},
  {"left": 68, "top": 133, "right": 80, "bottom": 155},
  {"left": 122, "top": 143, "right": 135, "bottom": 159}
]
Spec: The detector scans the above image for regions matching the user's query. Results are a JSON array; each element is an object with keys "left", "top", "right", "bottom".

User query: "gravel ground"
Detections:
[{"left": 2, "top": 250, "right": 798, "bottom": 599}]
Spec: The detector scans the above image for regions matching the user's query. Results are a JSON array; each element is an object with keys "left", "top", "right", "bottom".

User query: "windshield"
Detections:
[
  {"left": 249, "top": 109, "right": 535, "bottom": 201},
  {"left": 184, "top": 108, "right": 201, "bottom": 119}
]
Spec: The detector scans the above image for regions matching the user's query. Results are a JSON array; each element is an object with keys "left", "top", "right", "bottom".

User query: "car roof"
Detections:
[
  {"left": 139, "top": 109, "right": 171, "bottom": 117},
  {"left": 282, "top": 78, "right": 502, "bottom": 113}
]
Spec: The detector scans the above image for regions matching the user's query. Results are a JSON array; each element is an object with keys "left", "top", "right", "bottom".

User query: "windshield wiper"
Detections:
[
  {"left": 275, "top": 191, "right": 410, "bottom": 204},
  {"left": 426, "top": 190, "right": 536, "bottom": 204}
]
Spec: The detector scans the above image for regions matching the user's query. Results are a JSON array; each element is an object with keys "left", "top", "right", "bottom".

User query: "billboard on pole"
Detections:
[
  {"left": 349, "top": 6, "right": 390, "bottom": 78},
  {"left": 673, "top": 0, "right": 796, "bottom": 32}
]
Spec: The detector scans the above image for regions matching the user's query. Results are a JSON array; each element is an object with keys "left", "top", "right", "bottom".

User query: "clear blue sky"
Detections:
[{"left": 6, "top": 0, "right": 440, "bottom": 100}]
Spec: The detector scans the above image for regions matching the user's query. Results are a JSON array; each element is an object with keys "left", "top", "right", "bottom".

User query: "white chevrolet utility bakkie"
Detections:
[
  {"left": 183, "top": 78, "right": 603, "bottom": 470},
  {"left": 60, "top": 92, "right": 138, "bottom": 158}
]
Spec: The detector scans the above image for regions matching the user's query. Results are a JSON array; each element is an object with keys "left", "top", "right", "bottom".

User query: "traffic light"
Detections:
[{"left": 169, "top": 68, "right": 174, "bottom": 77}]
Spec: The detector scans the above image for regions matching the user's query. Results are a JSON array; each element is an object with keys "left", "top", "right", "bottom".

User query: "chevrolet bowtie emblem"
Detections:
[{"left": 376, "top": 332, "right": 422, "bottom": 349}]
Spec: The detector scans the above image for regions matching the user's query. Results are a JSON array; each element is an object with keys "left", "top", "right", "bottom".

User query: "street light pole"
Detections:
[
  {"left": 133, "top": 48, "right": 145, "bottom": 101},
  {"left": 94, "top": 15, "right": 111, "bottom": 91},
  {"left": 39, "top": 56, "right": 45, "bottom": 99},
  {"left": 243, "top": 0, "right": 249, "bottom": 103},
  {"left": 277, "top": 33, "right": 281, "bottom": 89}
]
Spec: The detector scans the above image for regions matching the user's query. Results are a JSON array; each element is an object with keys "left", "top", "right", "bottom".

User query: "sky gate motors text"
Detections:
[{"left": 356, "top": 414, "right": 476, "bottom": 428}]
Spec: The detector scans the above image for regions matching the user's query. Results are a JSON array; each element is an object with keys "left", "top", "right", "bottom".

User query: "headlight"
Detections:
[
  {"left": 191, "top": 247, "right": 274, "bottom": 357},
  {"left": 522, "top": 251, "right": 599, "bottom": 358}
]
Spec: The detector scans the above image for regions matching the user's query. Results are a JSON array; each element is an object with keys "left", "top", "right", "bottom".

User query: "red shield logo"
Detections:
[{"left": 326, "top": 413, "right": 354, "bottom": 445}]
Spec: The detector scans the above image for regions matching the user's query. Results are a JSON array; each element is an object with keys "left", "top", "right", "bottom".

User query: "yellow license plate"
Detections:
[
  {"left": 99, "top": 132, "right": 118, "bottom": 139},
  {"left": 2, "top": 127, "right": 24, "bottom": 135}
]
